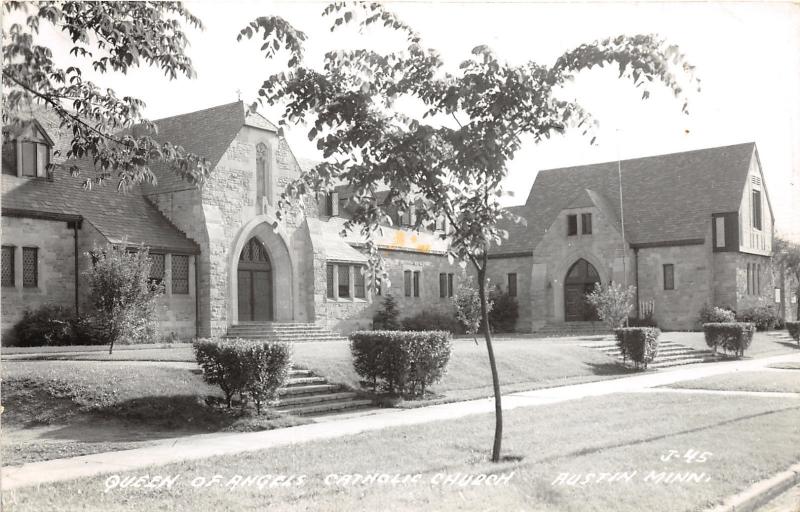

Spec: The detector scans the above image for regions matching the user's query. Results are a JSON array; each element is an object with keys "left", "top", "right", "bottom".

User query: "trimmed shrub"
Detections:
[
  {"left": 373, "top": 294, "right": 401, "bottom": 330},
  {"left": 401, "top": 310, "right": 461, "bottom": 333},
  {"left": 627, "top": 316, "right": 658, "bottom": 328},
  {"left": 698, "top": 304, "right": 735, "bottom": 325},
  {"left": 613, "top": 327, "right": 661, "bottom": 370},
  {"left": 193, "top": 338, "right": 292, "bottom": 412},
  {"left": 349, "top": 330, "right": 452, "bottom": 397},
  {"left": 488, "top": 290, "right": 519, "bottom": 333},
  {"left": 736, "top": 305, "right": 780, "bottom": 331},
  {"left": 786, "top": 321, "right": 800, "bottom": 345},
  {"left": 703, "top": 322, "right": 755, "bottom": 357}
]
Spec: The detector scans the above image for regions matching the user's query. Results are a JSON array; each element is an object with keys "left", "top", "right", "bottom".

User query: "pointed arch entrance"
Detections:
[
  {"left": 237, "top": 237, "right": 273, "bottom": 321},
  {"left": 564, "top": 258, "right": 600, "bottom": 321}
]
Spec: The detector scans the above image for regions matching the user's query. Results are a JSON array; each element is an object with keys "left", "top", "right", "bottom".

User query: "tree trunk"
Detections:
[{"left": 477, "top": 263, "right": 503, "bottom": 462}]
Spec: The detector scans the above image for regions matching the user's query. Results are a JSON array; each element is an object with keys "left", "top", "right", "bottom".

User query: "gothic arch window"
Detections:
[{"left": 256, "top": 142, "right": 270, "bottom": 203}]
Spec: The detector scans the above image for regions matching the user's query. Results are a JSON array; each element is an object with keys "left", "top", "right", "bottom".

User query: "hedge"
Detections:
[
  {"left": 349, "top": 330, "right": 452, "bottom": 397},
  {"left": 703, "top": 322, "right": 755, "bottom": 358},
  {"left": 613, "top": 327, "right": 661, "bottom": 370},
  {"left": 736, "top": 305, "right": 781, "bottom": 331},
  {"left": 193, "top": 338, "right": 292, "bottom": 413},
  {"left": 400, "top": 310, "right": 461, "bottom": 333},
  {"left": 786, "top": 321, "right": 800, "bottom": 345}
]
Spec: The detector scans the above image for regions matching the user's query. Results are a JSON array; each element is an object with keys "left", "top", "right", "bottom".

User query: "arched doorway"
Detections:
[
  {"left": 237, "top": 237, "right": 273, "bottom": 321},
  {"left": 564, "top": 258, "right": 600, "bottom": 321}
]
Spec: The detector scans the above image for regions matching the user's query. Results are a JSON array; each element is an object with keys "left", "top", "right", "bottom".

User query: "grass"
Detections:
[
  {"left": 3, "top": 392, "right": 799, "bottom": 512},
  {"left": 769, "top": 361, "right": 800, "bottom": 370},
  {"left": 660, "top": 330, "right": 799, "bottom": 358},
  {"left": 665, "top": 370, "right": 800, "bottom": 394},
  {"left": 1, "top": 361, "right": 307, "bottom": 466}
]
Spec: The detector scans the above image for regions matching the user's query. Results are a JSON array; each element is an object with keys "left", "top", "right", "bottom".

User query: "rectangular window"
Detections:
[
  {"left": 567, "top": 214, "right": 578, "bottom": 236},
  {"left": 715, "top": 216, "right": 726, "bottom": 248},
  {"left": 775, "top": 287, "right": 781, "bottom": 303},
  {"left": 22, "top": 247, "right": 37, "bottom": 288},
  {"left": 663, "top": 264, "right": 674, "bottom": 291},
  {"left": 447, "top": 273, "right": 454, "bottom": 298},
  {"left": 752, "top": 189, "right": 762, "bottom": 230},
  {"left": 404, "top": 270, "right": 412, "bottom": 297},
  {"left": 21, "top": 142, "right": 37, "bottom": 177},
  {"left": 439, "top": 273, "right": 447, "bottom": 298},
  {"left": 756, "top": 263, "right": 761, "bottom": 295},
  {"left": 413, "top": 271, "right": 420, "bottom": 297},
  {"left": 326, "top": 264, "right": 335, "bottom": 298},
  {"left": 746, "top": 263, "right": 752, "bottom": 295},
  {"left": 354, "top": 266, "right": 365, "bottom": 299},
  {"left": 1, "top": 246, "right": 14, "bottom": 287},
  {"left": 149, "top": 253, "right": 165, "bottom": 285},
  {"left": 508, "top": 273, "right": 517, "bottom": 297},
  {"left": 581, "top": 213, "right": 592, "bottom": 234},
  {"left": 338, "top": 264, "right": 350, "bottom": 298},
  {"left": 171, "top": 254, "right": 189, "bottom": 294}
]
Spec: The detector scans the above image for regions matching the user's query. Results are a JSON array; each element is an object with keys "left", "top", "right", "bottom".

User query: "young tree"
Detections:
[
  {"left": 2, "top": 1, "right": 210, "bottom": 189},
  {"left": 239, "top": 2, "right": 698, "bottom": 461},
  {"left": 774, "top": 236, "right": 800, "bottom": 318},
  {"left": 586, "top": 282, "right": 636, "bottom": 330},
  {"left": 84, "top": 243, "right": 164, "bottom": 353}
]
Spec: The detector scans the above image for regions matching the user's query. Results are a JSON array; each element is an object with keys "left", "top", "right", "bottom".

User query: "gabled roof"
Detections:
[
  {"left": 520, "top": 142, "right": 758, "bottom": 250},
  {"left": 2, "top": 168, "right": 200, "bottom": 254},
  {"left": 144, "top": 101, "right": 247, "bottom": 193}
]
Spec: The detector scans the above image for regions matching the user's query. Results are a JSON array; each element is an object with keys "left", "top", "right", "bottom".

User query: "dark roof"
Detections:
[
  {"left": 520, "top": 142, "right": 757, "bottom": 250},
  {"left": 143, "top": 101, "right": 247, "bottom": 193},
  {"left": 490, "top": 205, "right": 532, "bottom": 255},
  {"left": 2, "top": 168, "right": 200, "bottom": 254}
]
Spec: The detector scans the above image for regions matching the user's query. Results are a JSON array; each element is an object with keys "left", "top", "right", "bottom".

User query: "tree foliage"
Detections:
[
  {"left": 83, "top": 243, "right": 164, "bottom": 353},
  {"left": 774, "top": 236, "right": 800, "bottom": 317},
  {"left": 586, "top": 282, "right": 636, "bottom": 330},
  {"left": 2, "top": 1, "right": 210, "bottom": 190},
  {"left": 453, "top": 272, "right": 491, "bottom": 339},
  {"left": 240, "top": 1, "right": 697, "bottom": 462}
]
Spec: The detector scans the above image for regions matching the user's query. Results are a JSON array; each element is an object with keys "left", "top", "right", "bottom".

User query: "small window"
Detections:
[
  {"left": 746, "top": 263, "right": 752, "bottom": 295},
  {"left": 21, "top": 141, "right": 37, "bottom": 177},
  {"left": 567, "top": 214, "right": 578, "bottom": 236},
  {"left": 581, "top": 213, "right": 592, "bottom": 235},
  {"left": 326, "top": 264, "right": 335, "bottom": 298},
  {"left": 447, "top": 273, "right": 454, "bottom": 298},
  {"left": 413, "top": 271, "right": 420, "bottom": 297},
  {"left": 756, "top": 263, "right": 761, "bottom": 295},
  {"left": 22, "top": 247, "right": 37, "bottom": 288},
  {"left": 663, "top": 264, "right": 674, "bottom": 291},
  {"left": 439, "top": 273, "right": 447, "bottom": 298},
  {"left": 354, "top": 266, "right": 365, "bottom": 299},
  {"left": 775, "top": 287, "right": 781, "bottom": 303},
  {"left": 404, "top": 270, "right": 412, "bottom": 297},
  {"left": 2, "top": 246, "right": 14, "bottom": 287},
  {"left": 715, "top": 216, "right": 726, "bottom": 248},
  {"left": 324, "top": 192, "right": 339, "bottom": 217},
  {"left": 508, "top": 273, "right": 517, "bottom": 297},
  {"left": 338, "top": 264, "right": 350, "bottom": 298},
  {"left": 149, "top": 253, "right": 165, "bottom": 285},
  {"left": 752, "top": 189, "right": 762, "bottom": 230},
  {"left": 172, "top": 254, "right": 189, "bottom": 294}
]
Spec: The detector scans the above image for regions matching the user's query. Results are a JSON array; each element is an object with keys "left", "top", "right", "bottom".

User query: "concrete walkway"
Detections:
[{"left": 3, "top": 352, "right": 799, "bottom": 490}]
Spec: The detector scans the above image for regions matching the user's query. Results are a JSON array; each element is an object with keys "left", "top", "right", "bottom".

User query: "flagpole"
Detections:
[{"left": 616, "top": 128, "right": 629, "bottom": 327}]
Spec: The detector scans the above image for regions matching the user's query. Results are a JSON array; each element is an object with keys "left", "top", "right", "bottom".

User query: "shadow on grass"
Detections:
[
  {"left": 583, "top": 362, "right": 641, "bottom": 376},
  {"left": 774, "top": 341, "right": 800, "bottom": 350}
]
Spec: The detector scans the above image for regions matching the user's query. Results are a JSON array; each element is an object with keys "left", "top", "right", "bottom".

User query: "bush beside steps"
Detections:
[
  {"left": 786, "top": 321, "right": 800, "bottom": 345},
  {"left": 193, "top": 338, "right": 292, "bottom": 414},
  {"left": 702, "top": 322, "right": 754, "bottom": 358},
  {"left": 613, "top": 327, "right": 661, "bottom": 370}
]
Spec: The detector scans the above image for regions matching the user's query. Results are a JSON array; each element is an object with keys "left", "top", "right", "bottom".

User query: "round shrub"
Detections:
[
  {"left": 698, "top": 304, "right": 735, "bottom": 325},
  {"left": 785, "top": 321, "right": 799, "bottom": 345},
  {"left": 488, "top": 291, "right": 519, "bottom": 333},
  {"left": 703, "top": 322, "right": 755, "bottom": 358},
  {"left": 736, "top": 305, "right": 780, "bottom": 331},
  {"left": 11, "top": 305, "right": 76, "bottom": 347},
  {"left": 613, "top": 327, "right": 661, "bottom": 370}
]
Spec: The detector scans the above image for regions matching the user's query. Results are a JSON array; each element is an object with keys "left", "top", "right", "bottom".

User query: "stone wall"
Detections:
[
  {"left": 713, "top": 251, "right": 774, "bottom": 313},
  {"left": 637, "top": 242, "right": 712, "bottom": 330},
  {"left": 1, "top": 216, "right": 77, "bottom": 339},
  {"left": 486, "top": 255, "right": 533, "bottom": 332}
]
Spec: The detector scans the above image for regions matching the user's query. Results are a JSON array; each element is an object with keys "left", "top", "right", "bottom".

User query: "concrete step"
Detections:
[
  {"left": 224, "top": 334, "right": 347, "bottom": 340},
  {"left": 278, "top": 383, "right": 342, "bottom": 396},
  {"left": 277, "top": 391, "right": 360, "bottom": 407},
  {"left": 276, "top": 398, "right": 374, "bottom": 416},
  {"left": 288, "top": 369, "right": 314, "bottom": 378},
  {"left": 650, "top": 357, "right": 713, "bottom": 368},
  {"left": 284, "top": 376, "right": 328, "bottom": 387}
]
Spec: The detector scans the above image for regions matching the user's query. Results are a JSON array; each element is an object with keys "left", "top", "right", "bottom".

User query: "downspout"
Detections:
[
  {"left": 194, "top": 255, "right": 200, "bottom": 340},
  {"left": 70, "top": 220, "right": 81, "bottom": 316},
  {"left": 633, "top": 247, "right": 640, "bottom": 319}
]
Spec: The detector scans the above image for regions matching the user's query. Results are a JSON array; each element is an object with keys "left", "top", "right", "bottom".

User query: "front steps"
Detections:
[
  {"left": 534, "top": 321, "right": 611, "bottom": 337},
  {"left": 275, "top": 367, "right": 372, "bottom": 416},
  {"left": 224, "top": 322, "right": 349, "bottom": 343},
  {"left": 582, "top": 339, "right": 717, "bottom": 369}
]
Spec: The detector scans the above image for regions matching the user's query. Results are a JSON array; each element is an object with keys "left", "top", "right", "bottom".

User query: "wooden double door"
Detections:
[
  {"left": 564, "top": 259, "right": 600, "bottom": 322},
  {"left": 237, "top": 237, "right": 273, "bottom": 322}
]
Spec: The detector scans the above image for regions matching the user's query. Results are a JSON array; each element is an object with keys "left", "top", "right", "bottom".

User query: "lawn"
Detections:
[
  {"left": 3, "top": 392, "right": 798, "bottom": 512},
  {"left": 665, "top": 369, "right": 800, "bottom": 394},
  {"left": 659, "top": 330, "right": 799, "bottom": 358},
  {"left": 1, "top": 361, "right": 307, "bottom": 466}
]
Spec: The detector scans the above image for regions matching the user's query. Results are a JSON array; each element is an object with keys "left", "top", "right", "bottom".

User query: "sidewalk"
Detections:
[{"left": 4, "top": 351, "right": 799, "bottom": 491}]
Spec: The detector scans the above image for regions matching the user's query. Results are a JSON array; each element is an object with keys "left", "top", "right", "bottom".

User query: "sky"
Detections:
[{"left": 23, "top": 1, "right": 800, "bottom": 240}]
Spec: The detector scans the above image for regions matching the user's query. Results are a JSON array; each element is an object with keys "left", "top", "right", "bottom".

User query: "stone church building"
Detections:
[{"left": 1, "top": 101, "right": 792, "bottom": 341}]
